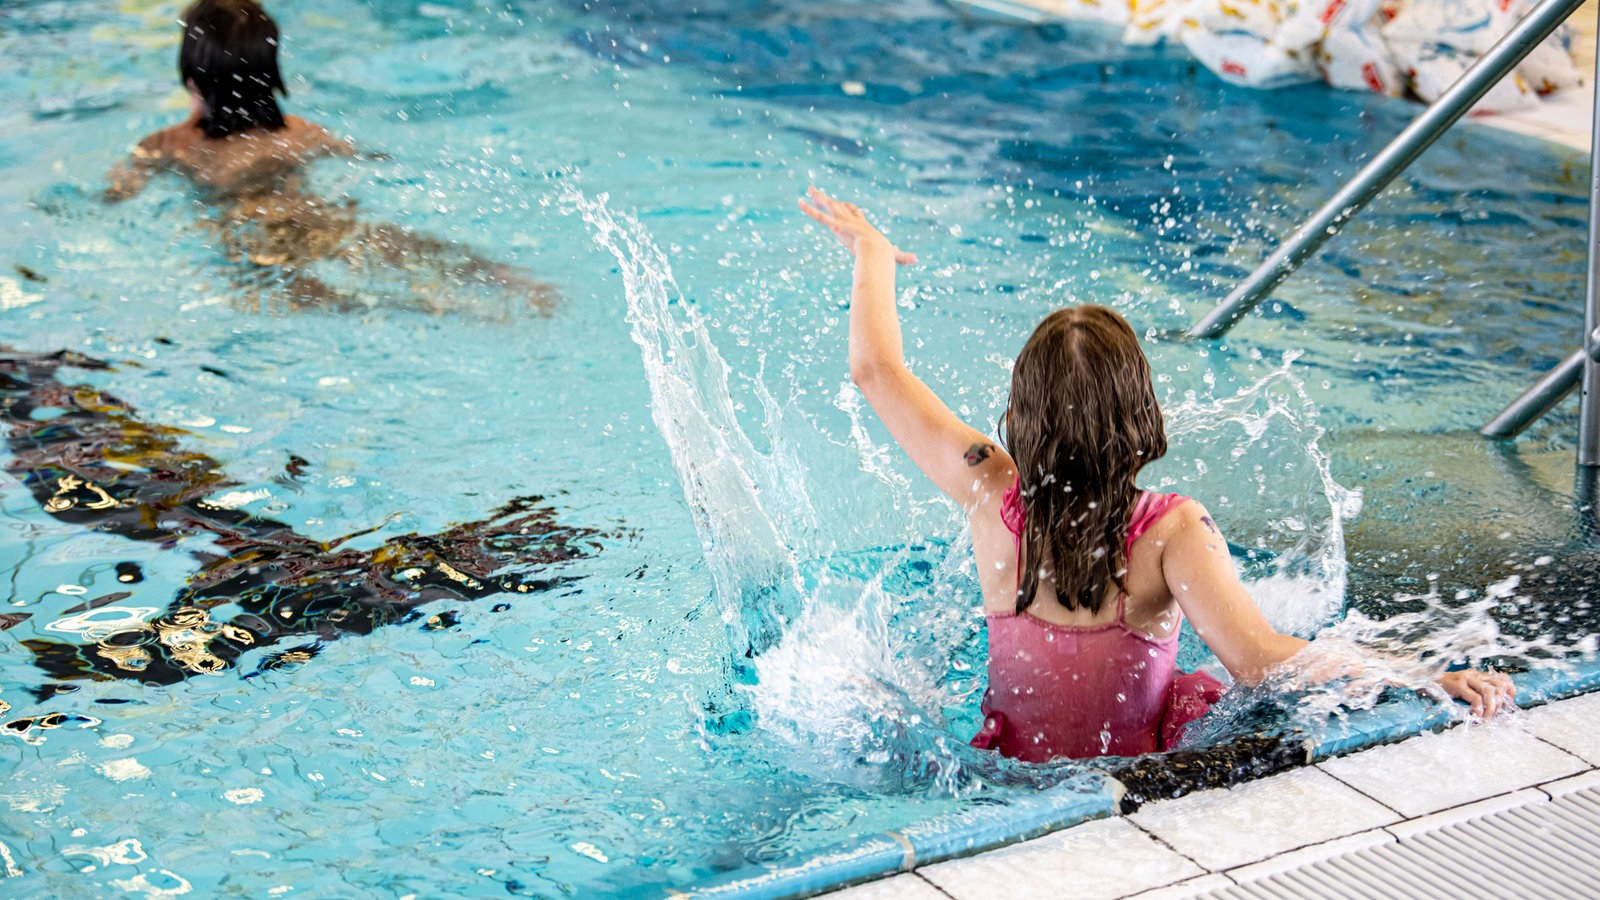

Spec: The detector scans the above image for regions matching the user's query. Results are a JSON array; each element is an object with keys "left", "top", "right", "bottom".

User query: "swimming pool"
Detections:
[{"left": 1, "top": 0, "right": 1597, "bottom": 897}]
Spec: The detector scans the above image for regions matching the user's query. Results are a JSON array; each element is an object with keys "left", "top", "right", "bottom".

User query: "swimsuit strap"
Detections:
[
  {"left": 1002, "top": 477, "right": 1190, "bottom": 589},
  {"left": 1126, "top": 491, "right": 1190, "bottom": 550},
  {"left": 1000, "top": 477, "right": 1025, "bottom": 542}
]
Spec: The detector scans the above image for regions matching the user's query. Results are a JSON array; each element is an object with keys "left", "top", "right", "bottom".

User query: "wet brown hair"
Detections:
[
  {"left": 1001, "top": 305, "right": 1167, "bottom": 614},
  {"left": 180, "top": 0, "right": 287, "bottom": 138}
]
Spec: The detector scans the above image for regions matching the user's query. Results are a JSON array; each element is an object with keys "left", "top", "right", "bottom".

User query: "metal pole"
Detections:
[
  {"left": 1190, "top": 0, "right": 1587, "bottom": 340},
  {"left": 1472, "top": 331, "right": 1600, "bottom": 438},
  {"left": 1576, "top": 462, "right": 1598, "bottom": 539},
  {"left": 1579, "top": 27, "right": 1600, "bottom": 467}
]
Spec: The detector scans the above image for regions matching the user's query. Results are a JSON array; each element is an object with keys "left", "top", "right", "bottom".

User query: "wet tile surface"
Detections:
[
  {"left": 1383, "top": 789, "right": 1547, "bottom": 840},
  {"left": 1223, "top": 828, "right": 1394, "bottom": 883},
  {"left": 825, "top": 873, "right": 949, "bottom": 900},
  {"left": 1318, "top": 722, "right": 1587, "bottom": 818},
  {"left": 1541, "top": 768, "right": 1600, "bottom": 798},
  {"left": 919, "top": 818, "right": 1203, "bottom": 900},
  {"left": 1128, "top": 767, "right": 1398, "bottom": 872},
  {"left": 1123, "top": 874, "right": 1236, "bottom": 899},
  {"left": 1522, "top": 691, "right": 1600, "bottom": 765}
]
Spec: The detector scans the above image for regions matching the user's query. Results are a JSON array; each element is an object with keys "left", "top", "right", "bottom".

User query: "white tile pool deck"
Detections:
[
  {"left": 818, "top": 7, "right": 1600, "bottom": 900},
  {"left": 827, "top": 692, "right": 1600, "bottom": 899}
]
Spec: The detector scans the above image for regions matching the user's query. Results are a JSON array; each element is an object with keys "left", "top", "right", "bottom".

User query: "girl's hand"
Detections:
[
  {"left": 1437, "top": 669, "right": 1516, "bottom": 718},
  {"left": 799, "top": 186, "right": 917, "bottom": 265}
]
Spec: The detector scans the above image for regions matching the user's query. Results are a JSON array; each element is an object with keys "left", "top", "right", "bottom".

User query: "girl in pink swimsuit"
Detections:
[{"left": 799, "top": 187, "right": 1515, "bottom": 762}]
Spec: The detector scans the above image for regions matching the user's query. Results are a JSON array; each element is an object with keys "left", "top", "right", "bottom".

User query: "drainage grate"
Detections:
[{"left": 1194, "top": 785, "right": 1600, "bottom": 900}]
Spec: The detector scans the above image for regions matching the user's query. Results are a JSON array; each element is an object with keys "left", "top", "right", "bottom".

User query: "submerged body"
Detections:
[
  {"left": 108, "top": 108, "right": 555, "bottom": 313},
  {"left": 105, "top": 0, "right": 554, "bottom": 313}
]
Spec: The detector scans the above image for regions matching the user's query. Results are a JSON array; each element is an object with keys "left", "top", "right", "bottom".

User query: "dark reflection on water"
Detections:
[{"left": 1, "top": 348, "right": 607, "bottom": 695}]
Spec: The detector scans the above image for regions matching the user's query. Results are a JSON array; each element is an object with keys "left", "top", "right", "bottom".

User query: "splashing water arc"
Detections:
[{"left": 564, "top": 189, "right": 823, "bottom": 655}]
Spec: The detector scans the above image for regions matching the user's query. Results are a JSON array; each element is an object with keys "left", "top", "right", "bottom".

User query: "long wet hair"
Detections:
[
  {"left": 180, "top": 0, "right": 287, "bottom": 138},
  {"left": 1001, "top": 305, "right": 1167, "bottom": 614}
]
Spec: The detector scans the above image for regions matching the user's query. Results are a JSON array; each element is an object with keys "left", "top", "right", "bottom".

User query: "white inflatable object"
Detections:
[{"left": 997, "top": 0, "right": 1585, "bottom": 109}]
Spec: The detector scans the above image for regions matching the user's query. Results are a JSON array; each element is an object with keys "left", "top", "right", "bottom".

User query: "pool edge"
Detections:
[
  {"left": 664, "top": 775, "right": 1120, "bottom": 899},
  {"left": 667, "top": 657, "right": 1600, "bottom": 899}
]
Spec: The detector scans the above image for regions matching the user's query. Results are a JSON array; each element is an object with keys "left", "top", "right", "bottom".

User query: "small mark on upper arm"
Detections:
[
  {"left": 1200, "top": 515, "right": 1218, "bottom": 535},
  {"left": 964, "top": 442, "right": 995, "bottom": 467}
]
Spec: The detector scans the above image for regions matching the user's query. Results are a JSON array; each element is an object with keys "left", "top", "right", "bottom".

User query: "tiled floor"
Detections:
[{"left": 825, "top": 691, "right": 1600, "bottom": 899}]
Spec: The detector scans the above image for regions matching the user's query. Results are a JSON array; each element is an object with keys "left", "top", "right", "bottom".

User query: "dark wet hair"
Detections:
[
  {"left": 1001, "top": 305, "right": 1167, "bottom": 615},
  {"left": 180, "top": 0, "right": 287, "bottom": 138}
]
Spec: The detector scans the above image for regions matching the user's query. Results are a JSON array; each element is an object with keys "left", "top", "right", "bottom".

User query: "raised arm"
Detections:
[
  {"left": 799, "top": 186, "right": 1013, "bottom": 508},
  {"left": 1162, "top": 500, "right": 1514, "bottom": 715}
]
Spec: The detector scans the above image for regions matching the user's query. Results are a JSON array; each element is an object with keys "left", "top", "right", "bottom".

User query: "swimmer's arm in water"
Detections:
[
  {"left": 103, "top": 138, "right": 165, "bottom": 202},
  {"left": 799, "top": 186, "right": 1013, "bottom": 508},
  {"left": 1163, "top": 501, "right": 1514, "bottom": 716}
]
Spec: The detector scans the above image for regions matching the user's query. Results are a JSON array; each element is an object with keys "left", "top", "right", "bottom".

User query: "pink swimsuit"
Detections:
[{"left": 970, "top": 487, "right": 1224, "bottom": 762}]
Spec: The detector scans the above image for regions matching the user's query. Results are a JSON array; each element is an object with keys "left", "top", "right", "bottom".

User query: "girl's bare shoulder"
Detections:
[
  {"left": 133, "top": 123, "right": 201, "bottom": 158},
  {"left": 280, "top": 116, "right": 355, "bottom": 156}
]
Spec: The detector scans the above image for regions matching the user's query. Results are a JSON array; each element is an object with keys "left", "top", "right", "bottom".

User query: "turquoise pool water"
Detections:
[{"left": 1, "top": 0, "right": 1596, "bottom": 896}]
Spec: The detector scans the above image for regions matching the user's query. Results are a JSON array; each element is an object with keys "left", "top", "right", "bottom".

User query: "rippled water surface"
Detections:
[{"left": 1, "top": 0, "right": 1596, "bottom": 896}]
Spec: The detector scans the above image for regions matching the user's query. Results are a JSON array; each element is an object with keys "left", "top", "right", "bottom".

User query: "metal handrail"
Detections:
[
  {"left": 1187, "top": 0, "right": 1600, "bottom": 469},
  {"left": 1459, "top": 18, "right": 1600, "bottom": 462},
  {"left": 1481, "top": 329, "right": 1600, "bottom": 439},
  {"left": 1188, "top": 0, "right": 1588, "bottom": 340}
]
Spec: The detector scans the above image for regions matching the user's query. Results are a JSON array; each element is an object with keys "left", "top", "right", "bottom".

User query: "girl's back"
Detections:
[{"left": 975, "top": 491, "right": 1205, "bottom": 760}]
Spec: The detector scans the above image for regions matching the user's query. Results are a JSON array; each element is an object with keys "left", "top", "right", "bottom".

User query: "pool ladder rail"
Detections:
[{"left": 1186, "top": 0, "right": 1600, "bottom": 472}]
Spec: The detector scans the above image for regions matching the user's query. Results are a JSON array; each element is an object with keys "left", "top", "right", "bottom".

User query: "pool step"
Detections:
[{"left": 1195, "top": 782, "right": 1600, "bottom": 899}]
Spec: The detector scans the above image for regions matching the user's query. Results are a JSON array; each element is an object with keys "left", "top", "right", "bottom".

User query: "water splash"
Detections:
[
  {"left": 566, "top": 189, "right": 982, "bottom": 792},
  {"left": 1162, "top": 353, "right": 1361, "bottom": 637},
  {"left": 1186, "top": 565, "right": 1598, "bottom": 750},
  {"left": 562, "top": 189, "right": 822, "bottom": 655},
  {"left": 567, "top": 187, "right": 1381, "bottom": 786}
]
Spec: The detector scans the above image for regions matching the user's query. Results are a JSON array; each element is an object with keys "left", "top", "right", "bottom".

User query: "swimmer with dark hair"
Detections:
[
  {"left": 105, "top": 0, "right": 555, "bottom": 314},
  {"left": 106, "top": 0, "right": 350, "bottom": 199}
]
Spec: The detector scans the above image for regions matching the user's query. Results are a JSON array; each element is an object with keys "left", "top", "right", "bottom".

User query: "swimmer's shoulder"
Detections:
[
  {"left": 132, "top": 122, "right": 200, "bottom": 160},
  {"left": 280, "top": 116, "right": 356, "bottom": 158}
]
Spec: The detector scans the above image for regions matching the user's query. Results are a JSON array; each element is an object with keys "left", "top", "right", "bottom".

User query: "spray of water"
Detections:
[
  {"left": 1162, "top": 353, "right": 1361, "bottom": 637},
  {"left": 565, "top": 189, "right": 992, "bottom": 791},
  {"left": 562, "top": 189, "right": 824, "bottom": 655}
]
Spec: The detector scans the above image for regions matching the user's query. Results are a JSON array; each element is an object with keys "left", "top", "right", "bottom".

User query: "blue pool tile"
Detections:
[{"left": 675, "top": 776, "right": 1120, "bottom": 898}]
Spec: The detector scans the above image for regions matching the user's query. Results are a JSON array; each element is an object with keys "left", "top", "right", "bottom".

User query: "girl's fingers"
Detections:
[
  {"left": 807, "top": 185, "right": 842, "bottom": 215},
  {"left": 808, "top": 185, "right": 861, "bottom": 219},
  {"left": 803, "top": 187, "right": 917, "bottom": 263},
  {"left": 797, "top": 198, "right": 835, "bottom": 227}
]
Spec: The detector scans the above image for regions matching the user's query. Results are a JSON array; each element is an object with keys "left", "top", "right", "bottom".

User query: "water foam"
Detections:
[{"left": 1162, "top": 353, "right": 1361, "bottom": 637}]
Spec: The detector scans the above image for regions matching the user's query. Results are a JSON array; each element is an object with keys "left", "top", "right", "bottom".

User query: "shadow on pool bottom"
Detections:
[{"left": 0, "top": 347, "right": 612, "bottom": 710}]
